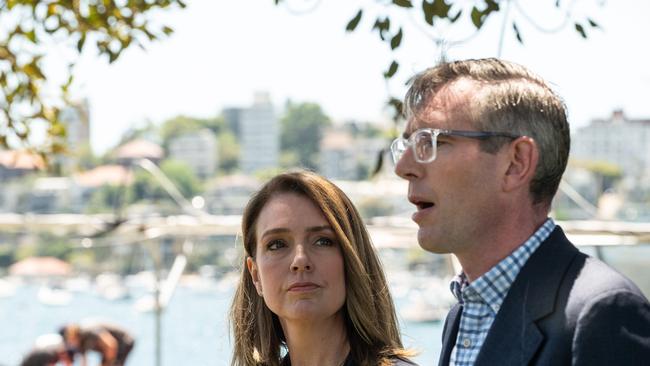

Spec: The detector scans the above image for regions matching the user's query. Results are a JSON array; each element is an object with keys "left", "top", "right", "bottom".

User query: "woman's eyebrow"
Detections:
[
  {"left": 260, "top": 227, "right": 289, "bottom": 238},
  {"left": 306, "top": 225, "right": 333, "bottom": 233}
]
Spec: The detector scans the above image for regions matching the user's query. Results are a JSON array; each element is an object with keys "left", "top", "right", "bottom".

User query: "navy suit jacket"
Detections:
[{"left": 438, "top": 226, "right": 650, "bottom": 365}]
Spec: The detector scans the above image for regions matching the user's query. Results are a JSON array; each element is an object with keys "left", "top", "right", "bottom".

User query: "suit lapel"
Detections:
[
  {"left": 438, "top": 303, "right": 462, "bottom": 366},
  {"left": 474, "top": 227, "right": 578, "bottom": 366}
]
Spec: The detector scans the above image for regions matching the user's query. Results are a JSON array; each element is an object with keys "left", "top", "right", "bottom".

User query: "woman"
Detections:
[{"left": 230, "top": 170, "right": 416, "bottom": 366}]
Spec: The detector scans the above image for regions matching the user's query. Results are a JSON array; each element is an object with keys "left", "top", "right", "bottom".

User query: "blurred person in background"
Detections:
[
  {"left": 59, "top": 322, "right": 134, "bottom": 366},
  {"left": 20, "top": 333, "right": 73, "bottom": 366},
  {"left": 230, "top": 170, "right": 416, "bottom": 366}
]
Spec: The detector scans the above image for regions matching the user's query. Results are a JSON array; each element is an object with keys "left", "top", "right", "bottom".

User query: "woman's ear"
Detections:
[
  {"left": 246, "top": 257, "right": 263, "bottom": 295},
  {"left": 502, "top": 136, "right": 538, "bottom": 192}
]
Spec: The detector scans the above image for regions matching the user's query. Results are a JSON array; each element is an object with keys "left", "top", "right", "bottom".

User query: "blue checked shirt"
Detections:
[{"left": 448, "top": 219, "right": 556, "bottom": 366}]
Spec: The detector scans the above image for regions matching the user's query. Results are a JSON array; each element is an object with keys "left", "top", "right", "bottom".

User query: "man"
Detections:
[
  {"left": 21, "top": 333, "right": 73, "bottom": 366},
  {"left": 392, "top": 58, "right": 650, "bottom": 365},
  {"left": 59, "top": 322, "right": 134, "bottom": 366}
]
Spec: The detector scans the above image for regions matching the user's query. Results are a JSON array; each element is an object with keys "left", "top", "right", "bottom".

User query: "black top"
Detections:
[{"left": 281, "top": 353, "right": 354, "bottom": 366}]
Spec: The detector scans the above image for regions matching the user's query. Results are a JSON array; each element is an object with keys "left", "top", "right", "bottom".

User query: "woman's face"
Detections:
[{"left": 247, "top": 193, "right": 346, "bottom": 323}]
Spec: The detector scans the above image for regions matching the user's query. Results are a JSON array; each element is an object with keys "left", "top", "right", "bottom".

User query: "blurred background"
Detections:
[{"left": 1, "top": 1, "right": 649, "bottom": 365}]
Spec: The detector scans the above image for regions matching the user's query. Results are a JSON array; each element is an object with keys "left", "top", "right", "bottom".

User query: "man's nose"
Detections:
[
  {"left": 290, "top": 245, "right": 312, "bottom": 272},
  {"left": 394, "top": 147, "right": 421, "bottom": 181}
]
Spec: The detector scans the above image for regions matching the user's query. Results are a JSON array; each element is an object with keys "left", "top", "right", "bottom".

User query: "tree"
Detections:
[
  {"left": 274, "top": 0, "right": 600, "bottom": 118},
  {"left": 159, "top": 115, "right": 205, "bottom": 150},
  {"left": 159, "top": 159, "right": 201, "bottom": 198},
  {"left": 0, "top": 0, "right": 185, "bottom": 155},
  {"left": 217, "top": 130, "right": 239, "bottom": 173},
  {"left": 280, "top": 101, "right": 331, "bottom": 170},
  {"left": 159, "top": 114, "right": 238, "bottom": 174}
]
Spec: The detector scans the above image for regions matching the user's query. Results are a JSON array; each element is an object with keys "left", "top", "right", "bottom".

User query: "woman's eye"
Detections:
[
  {"left": 314, "top": 237, "right": 335, "bottom": 247},
  {"left": 266, "top": 239, "right": 286, "bottom": 251}
]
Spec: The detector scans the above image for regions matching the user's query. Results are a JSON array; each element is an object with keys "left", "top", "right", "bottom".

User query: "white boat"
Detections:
[
  {"left": 0, "top": 278, "right": 17, "bottom": 298},
  {"left": 96, "top": 273, "right": 130, "bottom": 301},
  {"left": 37, "top": 285, "right": 72, "bottom": 306},
  {"left": 401, "top": 293, "right": 448, "bottom": 323}
]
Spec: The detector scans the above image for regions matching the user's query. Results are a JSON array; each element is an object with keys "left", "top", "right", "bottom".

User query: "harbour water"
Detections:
[
  {"left": 3, "top": 241, "right": 648, "bottom": 366},
  {"left": 0, "top": 279, "right": 442, "bottom": 366}
]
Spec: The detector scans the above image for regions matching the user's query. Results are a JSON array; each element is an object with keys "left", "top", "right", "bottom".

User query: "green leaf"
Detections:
[
  {"left": 512, "top": 22, "right": 523, "bottom": 44},
  {"left": 575, "top": 23, "right": 587, "bottom": 38},
  {"left": 392, "top": 0, "right": 413, "bottom": 8},
  {"left": 26, "top": 30, "right": 37, "bottom": 43},
  {"left": 587, "top": 18, "right": 600, "bottom": 28},
  {"left": 390, "top": 28, "right": 403, "bottom": 50},
  {"left": 162, "top": 26, "right": 174, "bottom": 35},
  {"left": 470, "top": 7, "right": 483, "bottom": 29},
  {"left": 77, "top": 34, "right": 86, "bottom": 52},
  {"left": 345, "top": 10, "right": 363, "bottom": 32},
  {"left": 373, "top": 17, "right": 391, "bottom": 41},
  {"left": 485, "top": 0, "right": 500, "bottom": 13},
  {"left": 449, "top": 9, "right": 462, "bottom": 23},
  {"left": 384, "top": 61, "right": 398, "bottom": 79},
  {"left": 432, "top": 0, "right": 451, "bottom": 18},
  {"left": 108, "top": 50, "right": 119, "bottom": 63},
  {"left": 422, "top": 0, "right": 435, "bottom": 26},
  {"left": 23, "top": 63, "right": 46, "bottom": 80}
]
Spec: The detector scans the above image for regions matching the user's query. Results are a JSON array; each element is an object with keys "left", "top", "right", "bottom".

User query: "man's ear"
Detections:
[
  {"left": 502, "top": 136, "right": 538, "bottom": 192},
  {"left": 246, "top": 257, "right": 262, "bottom": 295}
]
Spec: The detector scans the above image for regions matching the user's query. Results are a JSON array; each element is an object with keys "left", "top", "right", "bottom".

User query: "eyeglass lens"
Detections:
[{"left": 415, "top": 130, "right": 435, "bottom": 162}]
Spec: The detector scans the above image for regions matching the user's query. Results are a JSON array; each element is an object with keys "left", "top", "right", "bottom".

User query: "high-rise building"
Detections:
[
  {"left": 169, "top": 129, "right": 217, "bottom": 179},
  {"left": 222, "top": 107, "right": 243, "bottom": 138},
  {"left": 572, "top": 110, "right": 650, "bottom": 180},
  {"left": 57, "top": 99, "right": 91, "bottom": 172},
  {"left": 60, "top": 99, "right": 91, "bottom": 149},
  {"left": 320, "top": 130, "right": 356, "bottom": 180},
  {"left": 239, "top": 92, "right": 279, "bottom": 174}
]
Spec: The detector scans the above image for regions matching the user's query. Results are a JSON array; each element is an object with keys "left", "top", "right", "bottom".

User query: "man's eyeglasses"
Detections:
[{"left": 390, "top": 128, "right": 520, "bottom": 164}]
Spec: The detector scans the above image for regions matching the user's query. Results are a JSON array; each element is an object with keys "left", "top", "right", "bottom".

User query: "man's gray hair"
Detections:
[{"left": 404, "top": 58, "right": 570, "bottom": 207}]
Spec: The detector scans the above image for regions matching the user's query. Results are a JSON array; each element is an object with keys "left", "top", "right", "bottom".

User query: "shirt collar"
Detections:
[{"left": 450, "top": 218, "right": 556, "bottom": 312}]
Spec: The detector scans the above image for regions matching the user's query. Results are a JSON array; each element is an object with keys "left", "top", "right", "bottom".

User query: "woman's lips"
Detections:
[{"left": 288, "top": 282, "right": 319, "bottom": 292}]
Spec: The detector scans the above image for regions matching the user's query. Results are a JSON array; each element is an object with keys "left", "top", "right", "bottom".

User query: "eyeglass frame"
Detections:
[{"left": 390, "top": 128, "right": 521, "bottom": 164}]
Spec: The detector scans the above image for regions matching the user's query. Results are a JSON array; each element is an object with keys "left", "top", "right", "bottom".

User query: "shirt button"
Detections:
[
  {"left": 462, "top": 338, "right": 472, "bottom": 348},
  {"left": 493, "top": 304, "right": 501, "bottom": 312}
]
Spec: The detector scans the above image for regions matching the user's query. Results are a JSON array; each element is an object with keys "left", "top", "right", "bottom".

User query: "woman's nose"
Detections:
[{"left": 290, "top": 245, "right": 312, "bottom": 272}]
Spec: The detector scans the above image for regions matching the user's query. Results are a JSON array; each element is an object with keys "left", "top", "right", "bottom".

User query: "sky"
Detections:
[{"left": 54, "top": 0, "right": 650, "bottom": 154}]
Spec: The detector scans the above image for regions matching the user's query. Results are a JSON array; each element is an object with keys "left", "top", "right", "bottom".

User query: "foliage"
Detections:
[
  {"left": 217, "top": 130, "right": 239, "bottom": 173},
  {"left": 0, "top": 244, "right": 15, "bottom": 268},
  {"left": 75, "top": 142, "right": 99, "bottom": 170},
  {"left": 35, "top": 233, "right": 72, "bottom": 259},
  {"left": 280, "top": 101, "right": 331, "bottom": 170},
  {"left": 357, "top": 196, "right": 394, "bottom": 218},
  {"left": 116, "top": 120, "right": 158, "bottom": 146},
  {"left": 0, "top": 0, "right": 185, "bottom": 156},
  {"left": 274, "top": 0, "right": 601, "bottom": 118},
  {"left": 131, "top": 159, "right": 200, "bottom": 201},
  {"left": 571, "top": 159, "right": 622, "bottom": 178},
  {"left": 159, "top": 159, "right": 201, "bottom": 198},
  {"left": 159, "top": 114, "right": 236, "bottom": 174},
  {"left": 85, "top": 183, "right": 130, "bottom": 214},
  {"left": 159, "top": 115, "right": 205, "bottom": 149}
]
